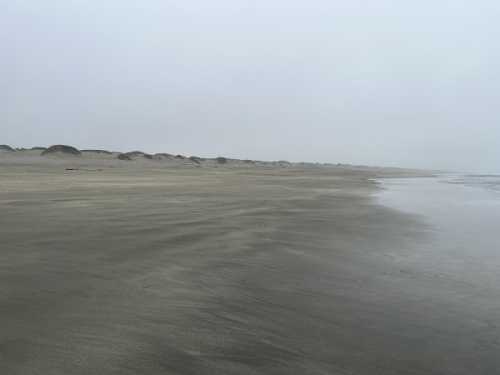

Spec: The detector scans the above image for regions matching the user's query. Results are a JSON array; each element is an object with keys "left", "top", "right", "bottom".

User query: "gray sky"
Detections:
[{"left": 2, "top": 1, "right": 500, "bottom": 171}]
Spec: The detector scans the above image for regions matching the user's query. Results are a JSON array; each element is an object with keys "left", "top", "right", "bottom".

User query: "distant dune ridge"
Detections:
[{"left": 1, "top": 143, "right": 365, "bottom": 169}]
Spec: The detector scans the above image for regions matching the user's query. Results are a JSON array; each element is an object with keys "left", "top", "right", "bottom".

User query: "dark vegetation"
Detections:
[
  {"left": 117, "top": 151, "right": 152, "bottom": 160},
  {"left": 189, "top": 156, "right": 203, "bottom": 164},
  {"left": 117, "top": 153, "right": 132, "bottom": 160},
  {"left": 278, "top": 160, "right": 291, "bottom": 167},
  {"left": 2, "top": 144, "right": 304, "bottom": 169},
  {"left": 41, "top": 145, "right": 81, "bottom": 156},
  {"left": 81, "top": 149, "right": 113, "bottom": 155},
  {"left": 153, "top": 153, "right": 173, "bottom": 160},
  {"left": 0, "top": 144, "right": 15, "bottom": 152}
]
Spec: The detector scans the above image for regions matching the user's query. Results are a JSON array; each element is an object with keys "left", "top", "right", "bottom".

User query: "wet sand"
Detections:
[{"left": 1, "top": 159, "right": 497, "bottom": 374}]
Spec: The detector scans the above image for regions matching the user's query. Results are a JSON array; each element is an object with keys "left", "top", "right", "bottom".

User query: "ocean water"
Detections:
[
  {"left": 446, "top": 174, "right": 500, "bottom": 193},
  {"left": 376, "top": 174, "right": 500, "bottom": 373},
  {"left": 377, "top": 174, "right": 500, "bottom": 277}
]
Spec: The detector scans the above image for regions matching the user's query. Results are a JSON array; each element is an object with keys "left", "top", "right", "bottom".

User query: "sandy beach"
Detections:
[{"left": 1, "top": 152, "right": 498, "bottom": 374}]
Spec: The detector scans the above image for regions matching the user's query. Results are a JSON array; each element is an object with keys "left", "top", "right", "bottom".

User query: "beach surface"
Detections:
[{"left": 1, "top": 154, "right": 498, "bottom": 374}]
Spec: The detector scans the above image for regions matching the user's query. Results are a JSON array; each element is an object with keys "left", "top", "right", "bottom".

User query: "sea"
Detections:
[
  {"left": 374, "top": 173, "right": 500, "bottom": 372},
  {"left": 377, "top": 172, "right": 500, "bottom": 307},
  {"left": 446, "top": 173, "right": 500, "bottom": 193}
]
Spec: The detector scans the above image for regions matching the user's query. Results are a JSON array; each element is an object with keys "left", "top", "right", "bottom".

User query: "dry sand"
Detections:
[{"left": 2, "top": 153, "right": 490, "bottom": 374}]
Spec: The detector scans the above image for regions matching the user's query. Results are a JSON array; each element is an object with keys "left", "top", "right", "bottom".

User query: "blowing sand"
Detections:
[{"left": 2, "top": 153, "right": 495, "bottom": 374}]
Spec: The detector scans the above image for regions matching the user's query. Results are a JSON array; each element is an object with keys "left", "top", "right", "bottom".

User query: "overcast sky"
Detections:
[{"left": 2, "top": 1, "right": 499, "bottom": 171}]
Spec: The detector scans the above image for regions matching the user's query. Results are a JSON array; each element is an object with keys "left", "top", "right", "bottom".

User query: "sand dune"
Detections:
[
  {"left": 41, "top": 144, "right": 82, "bottom": 156},
  {"left": 4, "top": 144, "right": 385, "bottom": 170}
]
